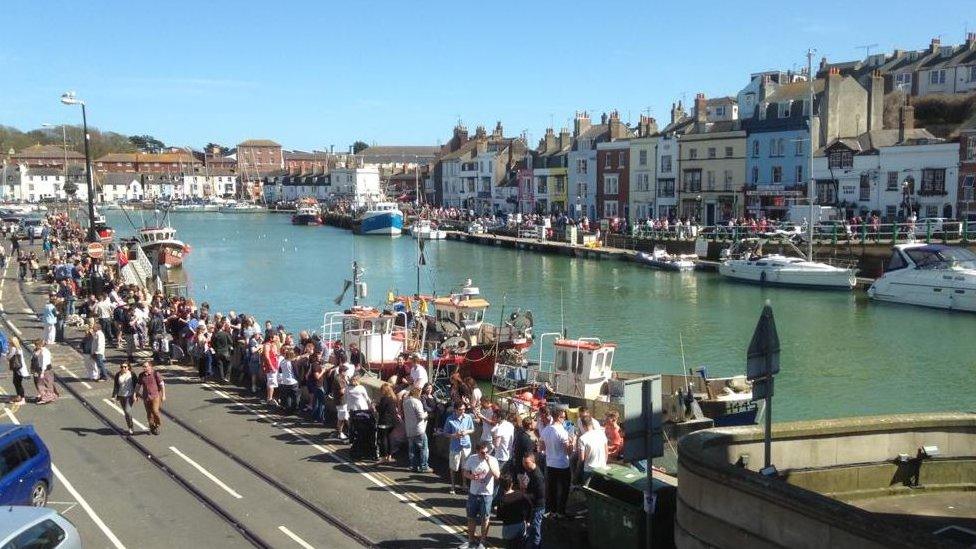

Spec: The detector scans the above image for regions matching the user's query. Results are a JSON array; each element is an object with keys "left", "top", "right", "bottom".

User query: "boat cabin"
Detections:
[
  {"left": 371, "top": 202, "right": 399, "bottom": 213},
  {"left": 323, "top": 306, "right": 406, "bottom": 367},
  {"left": 138, "top": 227, "right": 176, "bottom": 244},
  {"left": 886, "top": 244, "right": 976, "bottom": 272},
  {"left": 432, "top": 286, "right": 489, "bottom": 336},
  {"left": 549, "top": 339, "right": 616, "bottom": 400}
]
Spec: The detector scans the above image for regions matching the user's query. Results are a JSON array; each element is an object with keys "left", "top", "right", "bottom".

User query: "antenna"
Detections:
[{"left": 857, "top": 43, "right": 879, "bottom": 58}]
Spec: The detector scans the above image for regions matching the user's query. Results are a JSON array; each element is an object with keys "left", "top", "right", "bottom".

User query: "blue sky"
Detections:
[{"left": 1, "top": 1, "right": 970, "bottom": 151}]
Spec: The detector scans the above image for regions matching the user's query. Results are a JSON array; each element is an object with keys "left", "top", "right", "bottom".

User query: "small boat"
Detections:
[
  {"left": 867, "top": 243, "right": 976, "bottom": 312},
  {"left": 170, "top": 203, "right": 205, "bottom": 212},
  {"left": 491, "top": 337, "right": 758, "bottom": 428},
  {"left": 467, "top": 221, "right": 486, "bottom": 235},
  {"left": 218, "top": 202, "right": 268, "bottom": 214},
  {"left": 636, "top": 247, "right": 695, "bottom": 271},
  {"left": 355, "top": 202, "right": 403, "bottom": 235},
  {"left": 92, "top": 211, "right": 115, "bottom": 243},
  {"left": 291, "top": 203, "right": 322, "bottom": 225},
  {"left": 410, "top": 219, "right": 447, "bottom": 240},
  {"left": 138, "top": 225, "right": 190, "bottom": 268},
  {"left": 719, "top": 237, "right": 855, "bottom": 290}
]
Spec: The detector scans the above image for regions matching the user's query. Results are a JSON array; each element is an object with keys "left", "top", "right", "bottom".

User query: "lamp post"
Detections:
[
  {"left": 60, "top": 92, "right": 97, "bottom": 242},
  {"left": 695, "top": 194, "right": 703, "bottom": 224}
]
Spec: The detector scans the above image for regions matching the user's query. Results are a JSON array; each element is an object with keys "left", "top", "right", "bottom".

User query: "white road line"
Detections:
[
  {"left": 3, "top": 403, "right": 127, "bottom": 548},
  {"left": 4, "top": 319, "right": 22, "bottom": 336},
  {"left": 168, "top": 446, "right": 244, "bottom": 499},
  {"left": 278, "top": 526, "right": 315, "bottom": 549},
  {"left": 21, "top": 307, "right": 32, "bottom": 314},
  {"left": 57, "top": 365, "right": 92, "bottom": 389},
  {"left": 101, "top": 398, "right": 148, "bottom": 431},
  {"left": 208, "top": 386, "right": 464, "bottom": 538}
]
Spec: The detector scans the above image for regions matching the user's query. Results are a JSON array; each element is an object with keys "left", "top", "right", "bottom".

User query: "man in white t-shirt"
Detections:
[
  {"left": 490, "top": 411, "right": 515, "bottom": 472},
  {"left": 577, "top": 416, "right": 609, "bottom": 482},
  {"left": 539, "top": 407, "right": 572, "bottom": 516},
  {"left": 409, "top": 360, "right": 428, "bottom": 389},
  {"left": 462, "top": 442, "right": 500, "bottom": 549},
  {"left": 345, "top": 375, "right": 371, "bottom": 411}
]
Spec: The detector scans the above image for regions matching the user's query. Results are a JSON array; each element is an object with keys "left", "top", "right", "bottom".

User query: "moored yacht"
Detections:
[
  {"left": 410, "top": 219, "right": 446, "bottom": 240},
  {"left": 719, "top": 237, "right": 855, "bottom": 290},
  {"left": 636, "top": 247, "right": 696, "bottom": 271},
  {"left": 868, "top": 243, "right": 976, "bottom": 312},
  {"left": 291, "top": 203, "right": 322, "bottom": 225}
]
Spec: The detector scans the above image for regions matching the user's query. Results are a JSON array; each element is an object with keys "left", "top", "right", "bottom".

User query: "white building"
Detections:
[
  {"left": 330, "top": 167, "right": 381, "bottom": 207},
  {"left": 1, "top": 164, "right": 91, "bottom": 202},
  {"left": 567, "top": 112, "right": 607, "bottom": 220},
  {"left": 629, "top": 117, "right": 659, "bottom": 221},
  {"left": 813, "top": 116, "right": 958, "bottom": 221},
  {"left": 654, "top": 133, "right": 681, "bottom": 218}
]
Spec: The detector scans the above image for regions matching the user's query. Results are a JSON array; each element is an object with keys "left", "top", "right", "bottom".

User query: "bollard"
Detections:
[
  {"left": 860, "top": 223, "right": 867, "bottom": 245},
  {"left": 926, "top": 219, "right": 932, "bottom": 244}
]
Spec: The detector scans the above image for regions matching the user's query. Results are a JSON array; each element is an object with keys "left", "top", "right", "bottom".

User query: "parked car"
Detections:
[
  {"left": 0, "top": 425, "right": 53, "bottom": 507},
  {"left": 814, "top": 220, "right": 853, "bottom": 238},
  {"left": 0, "top": 506, "right": 81, "bottom": 549},
  {"left": 913, "top": 217, "right": 962, "bottom": 238},
  {"left": 18, "top": 218, "right": 44, "bottom": 239}
]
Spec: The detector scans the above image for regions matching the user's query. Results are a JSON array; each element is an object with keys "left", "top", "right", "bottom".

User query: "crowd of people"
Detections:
[{"left": 6, "top": 211, "right": 638, "bottom": 549}]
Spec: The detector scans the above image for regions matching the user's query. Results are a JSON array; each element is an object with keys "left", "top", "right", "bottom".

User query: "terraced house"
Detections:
[
  {"left": 628, "top": 115, "right": 659, "bottom": 221},
  {"left": 595, "top": 112, "right": 634, "bottom": 219},
  {"left": 437, "top": 123, "right": 523, "bottom": 213},
  {"left": 532, "top": 127, "right": 572, "bottom": 215}
]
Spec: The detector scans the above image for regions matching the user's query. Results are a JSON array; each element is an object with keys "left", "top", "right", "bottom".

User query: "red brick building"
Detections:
[
  {"left": 8, "top": 144, "right": 84, "bottom": 169},
  {"left": 959, "top": 129, "right": 976, "bottom": 221},
  {"left": 596, "top": 138, "right": 631, "bottom": 220},
  {"left": 94, "top": 152, "right": 201, "bottom": 173},
  {"left": 282, "top": 150, "right": 333, "bottom": 173},
  {"left": 237, "top": 139, "right": 282, "bottom": 176}
]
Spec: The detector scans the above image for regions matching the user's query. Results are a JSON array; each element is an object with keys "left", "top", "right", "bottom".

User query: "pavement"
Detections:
[{"left": 0, "top": 248, "right": 486, "bottom": 548}]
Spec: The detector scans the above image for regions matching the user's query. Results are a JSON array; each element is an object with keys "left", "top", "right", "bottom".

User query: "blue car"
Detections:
[{"left": 0, "top": 425, "right": 53, "bottom": 507}]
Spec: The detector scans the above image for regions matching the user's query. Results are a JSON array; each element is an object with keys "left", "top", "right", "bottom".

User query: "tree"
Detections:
[
  {"left": 63, "top": 179, "right": 78, "bottom": 197},
  {"left": 204, "top": 142, "right": 229, "bottom": 156},
  {"left": 352, "top": 141, "right": 369, "bottom": 154},
  {"left": 129, "top": 134, "right": 167, "bottom": 153}
]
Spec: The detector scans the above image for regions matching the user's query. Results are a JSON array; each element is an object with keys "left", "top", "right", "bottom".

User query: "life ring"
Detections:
[{"left": 759, "top": 270, "right": 767, "bottom": 285}]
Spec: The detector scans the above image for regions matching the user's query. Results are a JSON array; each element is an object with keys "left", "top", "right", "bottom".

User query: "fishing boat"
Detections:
[
  {"left": 867, "top": 243, "right": 976, "bottom": 312},
  {"left": 467, "top": 221, "right": 486, "bottom": 235},
  {"left": 636, "top": 247, "right": 696, "bottom": 271},
  {"left": 492, "top": 337, "right": 758, "bottom": 428},
  {"left": 355, "top": 202, "right": 403, "bottom": 235},
  {"left": 719, "top": 237, "right": 855, "bottom": 290},
  {"left": 410, "top": 219, "right": 447, "bottom": 240},
  {"left": 291, "top": 199, "right": 322, "bottom": 225},
  {"left": 92, "top": 212, "right": 115, "bottom": 243},
  {"left": 138, "top": 225, "right": 190, "bottom": 268},
  {"left": 218, "top": 201, "right": 267, "bottom": 214}
]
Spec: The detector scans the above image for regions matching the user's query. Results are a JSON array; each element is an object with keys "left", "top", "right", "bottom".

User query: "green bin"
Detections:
[{"left": 580, "top": 464, "right": 676, "bottom": 549}]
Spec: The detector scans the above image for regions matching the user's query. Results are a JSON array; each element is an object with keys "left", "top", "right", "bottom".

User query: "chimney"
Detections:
[
  {"left": 968, "top": 32, "right": 976, "bottom": 49},
  {"left": 559, "top": 128, "right": 571, "bottom": 149},
  {"left": 608, "top": 111, "right": 626, "bottom": 140},
  {"left": 670, "top": 101, "right": 685, "bottom": 125},
  {"left": 475, "top": 125, "right": 487, "bottom": 139},
  {"left": 822, "top": 68, "right": 843, "bottom": 144},
  {"left": 898, "top": 103, "right": 915, "bottom": 143},
  {"left": 573, "top": 111, "right": 591, "bottom": 137},
  {"left": 544, "top": 127, "right": 556, "bottom": 152},
  {"left": 868, "top": 69, "right": 884, "bottom": 132},
  {"left": 600, "top": 112, "right": 609, "bottom": 125},
  {"left": 694, "top": 93, "right": 707, "bottom": 124},
  {"left": 452, "top": 124, "right": 469, "bottom": 151},
  {"left": 638, "top": 116, "right": 658, "bottom": 137},
  {"left": 930, "top": 37, "right": 940, "bottom": 52}
]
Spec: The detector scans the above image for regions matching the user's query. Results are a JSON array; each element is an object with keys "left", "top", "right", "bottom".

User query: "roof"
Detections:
[
  {"left": 283, "top": 150, "right": 331, "bottom": 161},
  {"left": 685, "top": 119, "right": 744, "bottom": 136},
  {"left": 763, "top": 79, "right": 825, "bottom": 103},
  {"left": 0, "top": 506, "right": 60, "bottom": 539},
  {"left": 12, "top": 144, "right": 84, "bottom": 159},
  {"left": 707, "top": 96, "right": 737, "bottom": 106},
  {"left": 101, "top": 172, "right": 142, "bottom": 186},
  {"left": 360, "top": 145, "right": 440, "bottom": 160},
  {"left": 433, "top": 297, "right": 490, "bottom": 309},
  {"left": 237, "top": 139, "right": 280, "bottom": 147},
  {"left": 438, "top": 139, "right": 480, "bottom": 161},
  {"left": 25, "top": 168, "right": 63, "bottom": 177},
  {"left": 96, "top": 152, "right": 200, "bottom": 164},
  {"left": 554, "top": 339, "right": 617, "bottom": 351},
  {"left": 821, "top": 128, "right": 941, "bottom": 154}
]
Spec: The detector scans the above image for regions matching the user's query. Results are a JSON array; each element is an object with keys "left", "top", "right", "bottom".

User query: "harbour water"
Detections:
[{"left": 108, "top": 211, "right": 976, "bottom": 422}]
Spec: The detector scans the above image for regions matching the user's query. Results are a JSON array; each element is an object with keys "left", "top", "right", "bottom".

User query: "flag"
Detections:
[
  {"left": 417, "top": 238, "right": 427, "bottom": 266},
  {"left": 334, "top": 279, "right": 352, "bottom": 305}
]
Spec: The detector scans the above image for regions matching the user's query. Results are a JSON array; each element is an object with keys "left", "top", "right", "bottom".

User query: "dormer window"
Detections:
[{"left": 828, "top": 149, "right": 853, "bottom": 169}]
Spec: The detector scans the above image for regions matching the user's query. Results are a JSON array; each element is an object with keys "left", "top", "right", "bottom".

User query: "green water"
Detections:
[{"left": 108, "top": 211, "right": 976, "bottom": 422}]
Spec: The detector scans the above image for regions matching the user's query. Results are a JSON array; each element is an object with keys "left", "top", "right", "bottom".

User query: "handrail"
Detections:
[{"left": 535, "top": 332, "right": 561, "bottom": 375}]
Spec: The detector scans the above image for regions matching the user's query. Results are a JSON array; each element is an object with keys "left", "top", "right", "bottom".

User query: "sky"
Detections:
[{"left": 1, "top": 1, "right": 971, "bottom": 151}]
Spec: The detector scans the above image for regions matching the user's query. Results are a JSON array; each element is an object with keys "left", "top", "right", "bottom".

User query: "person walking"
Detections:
[
  {"left": 403, "top": 386, "right": 430, "bottom": 473},
  {"left": 32, "top": 340, "right": 58, "bottom": 405},
  {"left": 7, "top": 337, "right": 30, "bottom": 406},
  {"left": 461, "top": 441, "right": 500, "bottom": 549},
  {"left": 91, "top": 322, "right": 109, "bottom": 381},
  {"left": 112, "top": 363, "right": 137, "bottom": 435},
  {"left": 134, "top": 361, "right": 165, "bottom": 435},
  {"left": 443, "top": 400, "right": 474, "bottom": 495}
]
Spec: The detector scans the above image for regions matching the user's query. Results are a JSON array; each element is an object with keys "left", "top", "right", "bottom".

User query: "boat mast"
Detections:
[
  {"left": 353, "top": 260, "right": 362, "bottom": 306},
  {"left": 806, "top": 48, "right": 816, "bottom": 262}
]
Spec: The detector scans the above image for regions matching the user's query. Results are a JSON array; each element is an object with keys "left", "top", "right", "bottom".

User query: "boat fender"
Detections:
[{"left": 759, "top": 270, "right": 767, "bottom": 284}]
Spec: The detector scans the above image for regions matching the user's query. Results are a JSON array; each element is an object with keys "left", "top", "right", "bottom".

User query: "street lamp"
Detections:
[
  {"left": 60, "top": 91, "right": 98, "bottom": 242},
  {"left": 695, "top": 194, "right": 703, "bottom": 224}
]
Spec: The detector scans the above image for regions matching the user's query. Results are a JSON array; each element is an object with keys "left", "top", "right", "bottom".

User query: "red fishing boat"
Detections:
[{"left": 138, "top": 225, "right": 190, "bottom": 267}]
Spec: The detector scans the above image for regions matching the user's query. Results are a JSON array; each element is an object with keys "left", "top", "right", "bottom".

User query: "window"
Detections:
[
  {"left": 795, "top": 165, "right": 803, "bottom": 183},
  {"left": 603, "top": 175, "right": 619, "bottom": 195},
  {"left": 706, "top": 171, "right": 715, "bottom": 188},
  {"left": 604, "top": 154, "right": 611, "bottom": 168},
  {"left": 752, "top": 140, "right": 760, "bottom": 157},
  {"left": 920, "top": 168, "right": 946, "bottom": 195},
  {"left": 751, "top": 166, "right": 759, "bottom": 183},
  {"left": 577, "top": 158, "right": 588, "bottom": 173},
  {"left": 657, "top": 179, "right": 675, "bottom": 197},
  {"left": 618, "top": 152, "right": 625, "bottom": 167},
  {"left": 660, "top": 155, "right": 672, "bottom": 172},
  {"left": 639, "top": 150, "right": 648, "bottom": 166},
  {"left": 779, "top": 102, "right": 791, "bottom": 118},
  {"left": 0, "top": 439, "right": 27, "bottom": 477},
  {"left": 688, "top": 148, "right": 698, "bottom": 160},
  {"left": 962, "top": 175, "right": 975, "bottom": 201},
  {"left": 684, "top": 170, "right": 701, "bottom": 192},
  {"left": 725, "top": 146, "right": 733, "bottom": 158},
  {"left": 603, "top": 200, "right": 618, "bottom": 217},
  {"left": 637, "top": 173, "right": 651, "bottom": 191},
  {"left": 884, "top": 205, "right": 896, "bottom": 220},
  {"left": 715, "top": 106, "right": 726, "bottom": 117},
  {"left": 795, "top": 139, "right": 804, "bottom": 156},
  {"left": 707, "top": 147, "right": 716, "bottom": 159},
  {"left": 772, "top": 166, "right": 782, "bottom": 183},
  {"left": 859, "top": 173, "right": 871, "bottom": 201},
  {"left": 967, "top": 137, "right": 976, "bottom": 161},
  {"left": 724, "top": 170, "right": 733, "bottom": 185},
  {"left": 828, "top": 150, "right": 853, "bottom": 169},
  {"left": 929, "top": 69, "right": 946, "bottom": 85},
  {"left": 6, "top": 519, "right": 66, "bottom": 548},
  {"left": 926, "top": 205, "right": 938, "bottom": 218}
]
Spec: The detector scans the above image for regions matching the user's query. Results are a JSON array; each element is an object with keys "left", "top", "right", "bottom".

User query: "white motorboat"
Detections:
[
  {"left": 719, "top": 237, "right": 855, "bottom": 290},
  {"left": 636, "top": 247, "right": 695, "bottom": 271},
  {"left": 218, "top": 202, "right": 268, "bottom": 214},
  {"left": 867, "top": 244, "right": 976, "bottom": 312},
  {"left": 410, "top": 219, "right": 446, "bottom": 240},
  {"left": 467, "top": 221, "right": 486, "bottom": 235}
]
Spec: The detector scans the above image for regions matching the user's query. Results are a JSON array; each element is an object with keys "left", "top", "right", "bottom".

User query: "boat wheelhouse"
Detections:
[
  {"left": 138, "top": 225, "right": 189, "bottom": 268},
  {"left": 322, "top": 306, "right": 418, "bottom": 377}
]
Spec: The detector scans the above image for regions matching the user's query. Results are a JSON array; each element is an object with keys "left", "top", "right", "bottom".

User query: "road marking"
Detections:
[
  {"left": 278, "top": 526, "right": 315, "bottom": 549},
  {"left": 207, "top": 386, "right": 465, "bottom": 538},
  {"left": 3, "top": 401, "right": 127, "bottom": 548},
  {"left": 4, "top": 319, "right": 22, "bottom": 336},
  {"left": 57, "top": 365, "right": 92, "bottom": 389},
  {"left": 21, "top": 307, "right": 32, "bottom": 314},
  {"left": 168, "top": 446, "right": 244, "bottom": 499},
  {"left": 102, "top": 398, "right": 148, "bottom": 431}
]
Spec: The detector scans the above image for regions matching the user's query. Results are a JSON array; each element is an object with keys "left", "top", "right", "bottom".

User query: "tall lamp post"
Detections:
[{"left": 60, "top": 91, "right": 97, "bottom": 242}]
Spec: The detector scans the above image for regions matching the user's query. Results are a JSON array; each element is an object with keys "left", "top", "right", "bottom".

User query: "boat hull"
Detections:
[
  {"left": 869, "top": 279, "right": 976, "bottom": 313},
  {"left": 636, "top": 253, "right": 694, "bottom": 271},
  {"left": 719, "top": 262, "right": 855, "bottom": 290},
  {"left": 291, "top": 214, "right": 322, "bottom": 225},
  {"left": 143, "top": 243, "right": 188, "bottom": 267},
  {"left": 358, "top": 212, "right": 404, "bottom": 235},
  {"left": 439, "top": 339, "right": 532, "bottom": 380}
]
